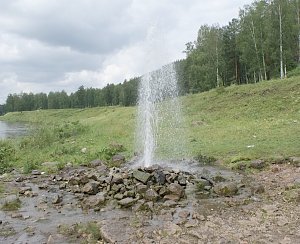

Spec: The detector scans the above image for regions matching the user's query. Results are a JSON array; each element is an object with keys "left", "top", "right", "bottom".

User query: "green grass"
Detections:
[{"left": 1, "top": 76, "right": 299, "bottom": 171}]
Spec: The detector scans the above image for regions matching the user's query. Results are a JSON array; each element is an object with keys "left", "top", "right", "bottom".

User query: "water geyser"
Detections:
[{"left": 136, "top": 63, "right": 186, "bottom": 167}]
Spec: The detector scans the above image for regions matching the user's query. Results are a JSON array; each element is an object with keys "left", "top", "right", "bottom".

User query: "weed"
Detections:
[{"left": 1, "top": 197, "right": 21, "bottom": 211}]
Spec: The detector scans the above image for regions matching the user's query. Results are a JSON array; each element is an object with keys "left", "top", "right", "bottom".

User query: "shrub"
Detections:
[{"left": 0, "top": 140, "right": 15, "bottom": 174}]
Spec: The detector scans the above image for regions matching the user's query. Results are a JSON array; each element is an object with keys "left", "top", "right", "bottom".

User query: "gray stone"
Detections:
[
  {"left": 153, "top": 170, "right": 166, "bottom": 184},
  {"left": 111, "top": 174, "right": 123, "bottom": 184},
  {"left": 144, "top": 188, "right": 159, "bottom": 201},
  {"left": 133, "top": 170, "right": 151, "bottom": 184},
  {"left": 114, "top": 193, "right": 124, "bottom": 200},
  {"left": 136, "top": 184, "right": 147, "bottom": 194},
  {"left": 81, "top": 181, "right": 100, "bottom": 195},
  {"left": 19, "top": 186, "right": 32, "bottom": 194},
  {"left": 31, "top": 170, "right": 41, "bottom": 175},
  {"left": 82, "top": 192, "right": 106, "bottom": 209},
  {"left": 167, "top": 183, "right": 184, "bottom": 197},
  {"left": 51, "top": 194, "right": 62, "bottom": 204},
  {"left": 178, "top": 175, "right": 187, "bottom": 185},
  {"left": 118, "top": 197, "right": 137, "bottom": 207},
  {"left": 164, "top": 194, "right": 181, "bottom": 201},
  {"left": 89, "top": 159, "right": 103, "bottom": 167},
  {"left": 290, "top": 157, "right": 300, "bottom": 165},
  {"left": 163, "top": 200, "right": 178, "bottom": 208},
  {"left": 250, "top": 159, "right": 266, "bottom": 169},
  {"left": 213, "top": 182, "right": 238, "bottom": 196}
]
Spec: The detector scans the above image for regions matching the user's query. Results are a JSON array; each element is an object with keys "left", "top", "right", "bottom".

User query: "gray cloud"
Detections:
[{"left": 0, "top": 0, "right": 253, "bottom": 103}]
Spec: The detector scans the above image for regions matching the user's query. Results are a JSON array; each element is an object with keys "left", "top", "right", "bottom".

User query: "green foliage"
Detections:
[
  {"left": 58, "top": 221, "right": 101, "bottom": 243},
  {"left": 98, "top": 143, "right": 125, "bottom": 160},
  {"left": 195, "top": 153, "right": 216, "bottom": 165},
  {"left": 288, "top": 66, "right": 300, "bottom": 77},
  {"left": 0, "top": 140, "right": 15, "bottom": 174},
  {"left": 1, "top": 197, "right": 21, "bottom": 211},
  {"left": 0, "top": 77, "right": 299, "bottom": 170},
  {"left": 23, "top": 160, "right": 39, "bottom": 174}
]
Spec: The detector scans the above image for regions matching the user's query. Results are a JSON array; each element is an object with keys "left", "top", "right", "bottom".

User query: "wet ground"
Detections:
[{"left": 0, "top": 161, "right": 299, "bottom": 243}]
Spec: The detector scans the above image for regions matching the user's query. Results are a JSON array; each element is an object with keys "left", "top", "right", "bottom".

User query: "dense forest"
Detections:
[{"left": 2, "top": 0, "right": 299, "bottom": 113}]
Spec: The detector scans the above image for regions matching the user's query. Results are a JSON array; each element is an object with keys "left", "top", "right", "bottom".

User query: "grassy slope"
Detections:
[{"left": 1, "top": 76, "right": 300, "bottom": 169}]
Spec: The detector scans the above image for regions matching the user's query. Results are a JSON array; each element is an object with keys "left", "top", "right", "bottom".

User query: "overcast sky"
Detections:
[{"left": 0, "top": 0, "right": 253, "bottom": 103}]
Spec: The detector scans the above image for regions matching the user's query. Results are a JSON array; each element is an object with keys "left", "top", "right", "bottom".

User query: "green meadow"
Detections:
[{"left": 1, "top": 76, "right": 299, "bottom": 173}]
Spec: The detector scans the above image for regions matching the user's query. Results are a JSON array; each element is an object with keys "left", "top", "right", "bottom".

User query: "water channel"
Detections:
[{"left": 0, "top": 121, "right": 28, "bottom": 139}]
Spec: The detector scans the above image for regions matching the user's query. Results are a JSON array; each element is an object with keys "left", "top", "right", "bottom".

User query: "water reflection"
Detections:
[{"left": 0, "top": 121, "right": 28, "bottom": 139}]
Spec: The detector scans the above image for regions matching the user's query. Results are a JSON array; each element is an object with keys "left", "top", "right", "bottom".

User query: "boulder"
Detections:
[
  {"left": 167, "top": 183, "right": 184, "bottom": 197},
  {"left": 81, "top": 181, "right": 100, "bottom": 195},
  {"left": 133, "top": 170, "right": 151, "bottom": 184},
  {"left": 249, "top": 159, "right": 266, "bottom": 169},
  {"left": 213, "top": 182, "right": 238, "bottom": 196},
  {"left": 118, "top": 197, "right": 137, "bottom": 207},
  {"left": 144, "top": 189, "right": 159, "bottom": 202},
  {"left": 51, "top": 194, "right": 63, "bottom": 204},
  {"left": 82, "top": 192, "right": 106, "bottom": 209},
  {"left": 136, "top": 184, "right": 147, "bottom": 194},
  {"left": 153, "top": 170, "right": 166, "bottom": 184}
]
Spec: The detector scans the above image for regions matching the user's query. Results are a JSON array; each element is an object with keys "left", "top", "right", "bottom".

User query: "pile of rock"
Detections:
[
  {"left": 52, "top": 165, "right": 196, "bottom": 210},
  {"left": 50, "top": 162, "right": 243, "bottom": 211}
]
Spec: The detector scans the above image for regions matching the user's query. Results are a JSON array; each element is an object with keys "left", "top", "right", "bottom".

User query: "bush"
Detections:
[
  {"left": 0, "top": 140, "right": 15, "bottom": 174},
  {"left": 195, "top": 153, "right": 216, "bottom": 165},
  {"left": 288, "top": 66, "right": 300, "bottom": 77}
]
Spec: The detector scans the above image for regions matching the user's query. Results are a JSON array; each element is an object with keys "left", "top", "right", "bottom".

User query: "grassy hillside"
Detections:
[{"left": 1, "top": 76, "right": 299, "bottom": 172}]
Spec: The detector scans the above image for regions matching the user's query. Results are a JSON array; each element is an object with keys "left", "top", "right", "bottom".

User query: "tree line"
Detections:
[
  {"left": 2, "top": 0, "right": 299, "bottom": 113},
  {"left": 3, "top": 78, "right": 139, "bottom": 113},
  {"left": 181, "top": 0, "right": 299, "bottom": 93}
]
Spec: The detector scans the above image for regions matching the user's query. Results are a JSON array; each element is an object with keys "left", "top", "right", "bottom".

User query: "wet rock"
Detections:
[
  {"left": 144, "top": 189, "right": 159, "bottom": 201},
  {"left": 19, "top": 186, "right": 32, "bottom": 194},
  {"left": 164, "top": 194, "right": 181, "bottom": 201},
  {"left": 111, "top": 174, "right": 123, "bottom": 184},
  {"left": 178, "top": 210, "right": 190, "bottom": 219},
  {"left": 133, "top": 170, "right": 151, "bottom": 184},
  {"left": 82, "top": 192, "right": 106, "bottom": 209},
  {"left": 51, "top": 194, "right": 63, "bottom": 204},
  {"left": 11, "top": 213, "right": 23, "bottom": 218},
  {"left": 153, "top": 170, "right": 166, "bottom": 184},
  {"left": 81, "top": 181, "right": 100, "bottom": 195},
  {"left": 114, "top": 193, "right": 124, "bottom": 200},
  {"left": 213, "top": 182, "right": 239, "bottom": 196},
  {"left": 250, "top": 159, "right": 266, "bottom": 169},
  {"left": 89, "top": 159, "right": 104, "bottom": 168},
  {"left": 162, "top": 200, "right": 177, "bottom": 208},
  {"left": 68, "top": 176, "right": 80, "bottom": 185},
  {"left": 118, "top": 197, "right": 137, "bottom": 207},
  {"left": 15, "top": 176, "right": 26, "bottom": 182},
  {"left": 177, "top": 175, "right": 187, "bottom": 185},
  {"left": 31, "top": 170, "right": 41, "bottom": 175},
  {"left": 167, "top": 183, "right": 184, "bottom": 197},
  {"left": 290, "top": 156, "right": 300, "bottom": 166},
  {"left": 38, "top": 183, "right": 48, "bottom": 189},
  {"left": 136, "top": 184, "right": 147, "bottom": 194}
]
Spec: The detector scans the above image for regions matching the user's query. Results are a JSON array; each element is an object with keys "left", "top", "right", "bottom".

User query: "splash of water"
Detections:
[{"left": 136, "top": 63, "right": 186, "bottom": 167}]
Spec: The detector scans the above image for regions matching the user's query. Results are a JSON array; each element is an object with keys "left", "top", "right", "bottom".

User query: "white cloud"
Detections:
[{"left": 0, "top": 0, "right": 253, "bottom": 103}]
